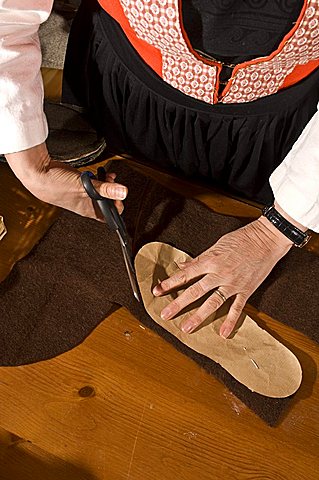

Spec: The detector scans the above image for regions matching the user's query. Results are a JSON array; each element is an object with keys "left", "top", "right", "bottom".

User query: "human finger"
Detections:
[
  {"left": 105, "top": 173, "right": 117, "bottom": 181},
  {"left": 114, "top": 200, "right": 124, "bottom": 215},
  {"left": 93, "top": 179, "right": 128, "bottom": 201},
  {"left": 176, "top": 260, "right": 193, "bottom": 269},
  {"left": 153, "top": 259, "right": 205, "bottom": 296},
  {"left": 104, "top": 174, "right": 124, "bottom": 214},
  {"left": 219, "top": 294, "right": 246, "bottom": 339},
  {"left": 180, "top": 288, "right": 229, "bottom": 333},
  {"left": 160, "top": 275, "right": 218, "bottom": 320},
  {"left": 97, "top": 167, "right": 117, "bottom": 182}
]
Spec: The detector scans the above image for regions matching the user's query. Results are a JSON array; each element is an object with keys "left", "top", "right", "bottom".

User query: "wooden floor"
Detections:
[{"left": 0, "top": 69, "right": 318, "bottom": 480}]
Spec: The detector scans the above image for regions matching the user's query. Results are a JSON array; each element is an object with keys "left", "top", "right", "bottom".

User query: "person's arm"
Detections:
[
  {"left": 1, "top": 1, "right": 127, "bottom": 218},
  {"left": 6, "top": 143, "right": 128, "bottom": 220},
  {"left": 153, "top": 215, "right": 293, "bottom": 339},
  {"left": 154, "top": 104, "right": 319, "bottom": 338},
  {"left": 270, "top": 104, "right": 319, "bottom": 233},
  {"left": 0, "top": 0, "right": 52, "bottom": 153}
]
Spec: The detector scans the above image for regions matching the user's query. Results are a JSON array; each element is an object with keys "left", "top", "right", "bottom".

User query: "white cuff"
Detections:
[
  {"left": 0, "top": 108, "right": 48, "bottom": 154},
  {"left": 270, "top": 169, "right": 319, "bottom": 233},
  {"left": 270, "top": 108, "right": 319, "bottom": 233},
  {"left": 0, "top": 2, "right": 53, "bottom": 153}
]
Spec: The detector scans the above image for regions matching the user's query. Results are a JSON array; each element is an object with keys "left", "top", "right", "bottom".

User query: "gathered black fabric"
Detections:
[{"left": 62, "top": 0, "right": 319, "bottom": 204}]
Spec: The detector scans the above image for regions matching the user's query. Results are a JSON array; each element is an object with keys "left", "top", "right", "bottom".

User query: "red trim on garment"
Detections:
[
  {"left": 282, "top": 60, "right": 319, "bottom": 89},
  {"left": 97, "top": 0, "right": 163, "bottom": 77},
  {"left": 99, "top": 0, "right": 318, "bottom": 102},
  {"left": 177, "top": 0, "right": 220, "bottom": 101},
  {"left": 220, "top": 0, "right": 309, "bottom": 99},
  {"left": 177, "top": 0, "right": 314, "bottom": 101}
]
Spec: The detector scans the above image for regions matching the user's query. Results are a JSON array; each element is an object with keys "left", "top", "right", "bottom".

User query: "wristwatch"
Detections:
[{"left": 262, "top": 205, "right": 311, "bottom": 248}]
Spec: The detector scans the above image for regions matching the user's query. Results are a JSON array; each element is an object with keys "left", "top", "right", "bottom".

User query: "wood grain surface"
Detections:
[
  {"left": 0, "top": 305, "right": 318, "bottom": 480},
  {"left": 0, "top": 68, "right": 318, "bottom": 480}
]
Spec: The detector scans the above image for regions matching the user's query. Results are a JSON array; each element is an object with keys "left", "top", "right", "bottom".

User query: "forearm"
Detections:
[
  {"left": 6, "top": 143, "right": 127, "bottom": 220},
  {"left": 6, "top": 143, "right": 94, "bottom": 215}
]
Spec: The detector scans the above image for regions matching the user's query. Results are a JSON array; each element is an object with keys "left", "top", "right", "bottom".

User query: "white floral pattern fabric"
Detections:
[
  {"left": 223, "top": 1, "right": 319, "bottom": 103},
  {"left": 120, "top": 0, "right": 319, "bottom": 104},
  {"left": 120, "top": 0, "right": 217, "bottom": 103}
]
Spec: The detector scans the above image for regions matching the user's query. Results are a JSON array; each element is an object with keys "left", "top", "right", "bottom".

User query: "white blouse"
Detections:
[{"left": 1, "top": 0, "right": 319, "bottom": 232}]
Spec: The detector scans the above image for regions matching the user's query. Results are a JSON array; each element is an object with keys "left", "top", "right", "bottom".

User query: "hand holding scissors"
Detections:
[{"left": 81, "top": 168, "right": 140, "bottom": 302}]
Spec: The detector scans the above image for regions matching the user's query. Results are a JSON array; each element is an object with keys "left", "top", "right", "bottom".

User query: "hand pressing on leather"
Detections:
[
  {"left": 153, "top": 208, "right": 305, "bottom": 339},
  {"left": 5, "top": 142, "right": 127, "bottom": 220}
]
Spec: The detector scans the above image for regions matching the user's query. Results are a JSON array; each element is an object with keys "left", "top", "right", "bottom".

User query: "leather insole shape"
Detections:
[{"left": 135, "top": 242, "right": 302, "bottom": 398}]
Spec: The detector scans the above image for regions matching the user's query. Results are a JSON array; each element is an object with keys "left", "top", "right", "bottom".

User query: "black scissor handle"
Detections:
[{"left": 80, "top": 171, "right": 127, "bottom": 240}]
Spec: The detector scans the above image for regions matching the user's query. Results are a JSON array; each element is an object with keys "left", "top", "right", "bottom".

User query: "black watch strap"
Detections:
[{"left": 262, "top": 205, "right": 311, "bottom": 248}]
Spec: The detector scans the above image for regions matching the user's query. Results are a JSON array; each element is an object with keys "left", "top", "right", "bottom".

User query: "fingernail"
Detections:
[
  {"left": 220, "top": 325, "right": 232, "bottom": 339},
  {"left": 114, "top": 187, "right": 127, "bottom": 200},
  {"left": 181, "top": 323, "right": 194, "bottom": 333},
  {"left": 116, "top": 187, "right": 127, "bottom": 200},
  {"left": 161, "top": 308, "right": 171, "bottom": 320},
  {"left": 153, "top": 285, "right": 161, "bottom": 296}
]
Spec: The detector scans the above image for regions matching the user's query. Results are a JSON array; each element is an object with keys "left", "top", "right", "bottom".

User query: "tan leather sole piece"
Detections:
[{"left": 135, "top": 242, "right": 302, "bottom": 398}]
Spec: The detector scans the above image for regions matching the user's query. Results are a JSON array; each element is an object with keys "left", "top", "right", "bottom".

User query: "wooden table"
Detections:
[{"left": 0, "top": 155, "right": 318, "bottom": 480}]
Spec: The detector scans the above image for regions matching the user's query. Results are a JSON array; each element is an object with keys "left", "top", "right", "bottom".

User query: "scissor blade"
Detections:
[{"left": 116, "top": 230, "right": 141, "bottom": 302}]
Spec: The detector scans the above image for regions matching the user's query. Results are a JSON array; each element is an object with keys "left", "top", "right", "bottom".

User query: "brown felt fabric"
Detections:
[{"left": 0, "top": 162, "right": 318, "bottom": 425}]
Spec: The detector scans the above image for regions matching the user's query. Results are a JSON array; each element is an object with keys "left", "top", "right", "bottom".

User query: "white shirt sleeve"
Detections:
[
  {"left": 270, "top": 103, "right": 319, "bottom": 233},
  {"left": 0, "top": 0, "right": 53, "bottom": 154}
]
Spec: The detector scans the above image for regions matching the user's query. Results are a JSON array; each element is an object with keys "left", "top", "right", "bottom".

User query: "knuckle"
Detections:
[
  {"left": 105, "top": 184, "right": 116, "bottom": 198},
  {"left": 189, "top": 282, "right": 206, "bottom": 299},
  {"left": 97, "top": 182, "right": 110, "bottom": 198},
  {"left": 161, "top": 271, "right": 185, "bottom": 290},
  {"left": 159, "top": 279, "right": 170, "bottom": 291},
  {"left": 103, "top": 183, "right": 127, "bottom": 200},
  {"left": 206, "top": 294, "right": 221, "bottom": 309},
  {"left": 166, "top": 300, "right": 180, "bottom": 316},
  {"left": 188, "top": 313, "right": 203, "bottom": 328},
  {"left": 232, "top": 306, "right": 243, "bottom": 316},
  {"left": 190, "top": 260, "right": 202, "bottom": 273},
  {"left": 177, "top": 271, "right": 188, "bottom": 286}
]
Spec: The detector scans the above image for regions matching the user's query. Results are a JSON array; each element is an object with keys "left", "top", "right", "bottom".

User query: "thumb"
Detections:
[{"left": 93, "top": 179, "right": 128, "bottom": 201}]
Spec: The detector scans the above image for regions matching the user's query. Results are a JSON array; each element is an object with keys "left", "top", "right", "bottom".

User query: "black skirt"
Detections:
[{"left": 62, "top": 0, "right": 319, "bottom": 204}]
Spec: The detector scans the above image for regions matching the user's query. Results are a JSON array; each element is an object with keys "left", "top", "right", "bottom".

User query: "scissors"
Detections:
[{"left": 80, "top": 169, "right": 141, "bottom": 302}]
